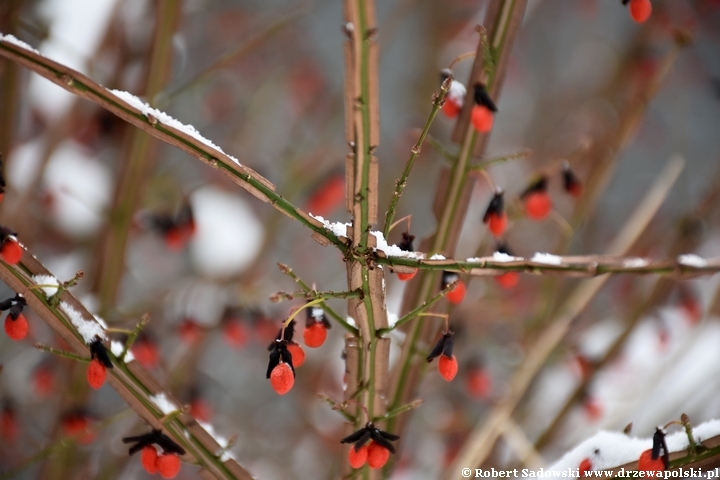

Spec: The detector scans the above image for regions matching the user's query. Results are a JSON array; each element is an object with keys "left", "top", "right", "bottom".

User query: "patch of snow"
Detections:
[
  {"left": 346, "top": 317, "right": 356, "bottom": 327},
  {"left": 93, "top": 315, "right": 108, "bottom": 329},
  {"left": 678, "top": 254, "right": 708, "bottom": 268},
  {"left": 31, "top": 275, "right": 59, "bottom": 297},
  {"left": 623, "top": 257, "right": 649, "bottom": 268},
  {"left": 149, "top": 392, "right": 178, "bottom": 415},
  {"left": 110, "top": 340, "right": 135, "bottom": 362},
  {"left": 369, "top": 229, "right": 425, "bottom": 259},
  {"left": 493, "top": 251, "right": 524, "bottom": 262},
  {"left": 109, "top": 89, "right": 240, "bottom": 165},
  {"left": 429, "top": 254, "right": 446, "bottom": 260},
  {"left": 447, "top": 80, "right": 466, "bottom": 105},
  {"left": 310, "top": 307, "right": 324, "bottom": 319},
  {"left": 0, "top": 34, "right": 40, "bottom": 54},
  {"left": 388, "top": 313, "right": 399, "bottom": 327},
  {"left": 531, "top": 252, "right": 563, "bottom": 265},
  {"left": 197, "top": 420, "right": 235, "bottom": 461},
  {"left": 310, "top": 214, "right": 350, "bottom": 238},
  {"left": 190, "top": 187, "right": 264, "bottom": 277},
  {"left": 60, "top": 301, "right": 107, "bottom": 343}
]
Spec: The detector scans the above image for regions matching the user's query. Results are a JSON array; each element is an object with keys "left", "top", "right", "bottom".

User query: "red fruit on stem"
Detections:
[
  {"left": 86, "top": 359, "right": 107, "bottom": 390},
  {"left": 638, "top": 449, "right": 665, "bottom": 472},
  {"left": 471, "top": 105, "right": 494, "bottom": 133},
  {"left": 223, "top": 320, "right": 247, "bottom": 348},
  {"left": 348, "top": 444, "right": 369, "bottom": 469},
  {"left": 629, "top": 0, "right": 652, "bottom": 23},
  {"left": 579, "top": 458, "right": 592, "bottom": 476},
  {"left": 303, "top": 322, "right": 328, "bottom": 348},
  {"left": 286, "top": 342, "right": 306, "bottom": 368},
  {"left": 189, "top": 398, "right": 213, "bottom": 422},
  {"left": 466, "top": 368, "right": 492, "bottom": 399},
  {"left": 306, "top": 175, "right": 345, "bottom": 217},
  {"left": 33, "top": 366, "right": 55, "bottom": 397},
  {"left": 178, "top": 319, "right": 202, "bottom": 344},
  {"left": 583, "top": 397, "right": 603, "bottom": 422},
  {"left": 442, "top": 99, "right": 461, "bottom": 118},
  {"left": 0, "top": 238, "right": 22, "bottom": 265},
  {"left": 141, "top": 445, "right": 159, "bottom": 474},
  {"left": 156, "top": 453, "right": 181, "bottom": 479},
  {"left": 132, "top": 340, "right": 159, "bottom": 368},
  {"left": 495, "top": 272, "right": 519, "bottom": 289},
  {"left": 524, "top": 191, "right": 552, "bottom": 220},
  {"left": 397, "top": 269, "right": 418, "bottom": 281},
  {"left": 438, "top": 354, "right": 458, "bottom": 381},
  {"left": 4, "top": 313, "right": 28, "bottom": 341},
  {"left": 487, "top": 212, "right": 507, "bottom": 237},
  {"left": 367, "top": 441, "right": 391, "bottom": 469},
  {"left": 0, "top": 408, "right": 18, "bottom": 440},
  {"left": 270, "top": 362, "right": 295, "bottom": 395},
  {"left": 446, "top": 281, "right": 466, "bottom": 305}
]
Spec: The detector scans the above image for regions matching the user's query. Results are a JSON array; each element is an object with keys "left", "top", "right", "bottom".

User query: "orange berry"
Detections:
[
  {"left": 287, "top": 342, "right": 305, "bottom": 368},
  {"left": 466, "top": 368, "right": 492, "bottom": 399},
  {"left": 189, "top": 398, "right": 213, "bottom": 422},
  {"left": 446, "top": 281, "right": 466, "bottom": 305},
  {"left": 4, "top": 313, "right": 28, "bottom": 341},
  {"left": 367, "top": 441, "right": 390, "bottom": 469},
  {"left": 348, "top": 444, "right": 369, "bottom": 469},
  {"left": 178, "top": 319, "right": 202, "bottom": 344},
  {"left": 438, "top": 355, "right": 458, "bottom": 381},
  {"left": 629, "top": 0, "right": 652, "bottom": 23},
  {"left": 0, "top": 238, "right": 22, "bottom": 265},
  {"left": 223, "top": 320, "right": 247, "bottom": 348},
  {"left": 487, "top": 212, "right": 507, "bottom": 237},
  {"left": 306, "top": 175, "right": 345, "bottom": 217},
  {"left": 471, "top": 105, "right": 494, "bottom": 133},
  {"left": 141, "top": 445, "right": 159, "bottom": 474},
  {"left": 524, "top": 191, "right": 552, "bottom": 220},
  {"left": 33, "top": 366, "right": 55, "bottom": 397},
  {"left": 397, "top": 269, "right": 418, "bottom": 281},
  {"left": 583, "top": 397, "right": 603, "bottom": 422},
  {"left": 156, "top": 453, "right": 181, "bottom": 479},
  {"left": 303, "top": 322, "right": 328, "bottom": 348},
  {"left": 442, "top": 99, "right": 461, "bottom": 118},
  {"left": 270, "top": 362, "right": 295, "bottom": 395},
  {"left": 495, "top": 272, "right": 519, "bottom": 289},
  {"left": 579, "top": 458, "right": 592, "bottom": 476},
  {"left": 638, "top": 449, "right": 665, "bottom": 473},
  {"left": 132, "top": 340, "right": 159, "bottom": 368},
  {"left": 86, "top": 359, "right": 107, "bottom": 390},
  {"left": 1, "top": 408, "right": 18, "bottom": 440}
]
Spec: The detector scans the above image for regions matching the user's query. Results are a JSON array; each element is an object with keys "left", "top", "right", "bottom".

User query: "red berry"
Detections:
[
  {"left": 579, "top": 458, "right": 592, "bottom": 476},
  {"left": 132, "top": 340, "right": 159, "bottom": 368},
  {"left": 629, "top": 0, "right": 652, "bottom": 23},
  {"left": 287, "top": 342, "right": 305, "bottom": 368},
  {"left": 638, "top": 449, "right": 665, "bottom": 472},
  {"left": 396, "top": 268, "right": 417, "bottom": 281},
  {"left": 495, "top": 272, "right": 519, "bottom": 289},
  {"left": 583, "top": 397, "right": 603, "bottom": 422},
  {"left": 0, "top": 238, "right": 22, "bottom": 265},
  {"left": 223, "top": 320, "right": 247, "bottom": 348},
  {"left": 367, "top": 441, "right": 390, "bottom": 469},
  {"left": 156, "top": 453, "right": 181, "bottom": 479},
  {"left": 524, "top": 191, "right": 552, "bottom": 220},
  {"left": 33, "top": 366, "right": 55, "bottom": 397},
  {"left": 270, "top": 362, "right": 294, "bottom": 395},
  {"left": 189, "top": 398, "right": 213, "bottom": 422},
  {"left": 438, "top": 355, "right": 458, "bottom": 381},
  {"left": 141, "top": 445, "right": 159, "bottom": 474},
  {"left": 4, "top": 313, "right": 28, "bottom": 341},
  {"left": 348, "top": 444, "right": 368, "bottom": 469},
  {"left": 446, "top": 281, "right": 466, "bottom": 305},
  {"left": 304, "top": 322, "right": 328, "bottom": 348},
  {"left": 86, "top": 359, "right": 107, "bottom": 390},
  {"left": 466, "top": 368, "right": 492, "bottom": 399},
  {"left": 1, "top": 408, "right": 18, "bottom": 440},
  {"left": 487, "top": 212, "right": 507, "bottom": 237},
  {"left": 178, "top": 319, "right": 202, "bottom": 344},
  {"left": 471, "top": 105, "right": 494, "bottom": 133},
  {"left": 306, "top": 175, "right": 345, "bottom": 217},
  {"left": 442, "top": 99, "right": 461, "bottom": 118}
]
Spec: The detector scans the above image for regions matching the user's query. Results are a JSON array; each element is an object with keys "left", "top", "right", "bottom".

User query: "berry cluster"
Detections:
[
  {"left": 123, "top": 429, "right": 186, "bottom": 479},
  {"left": 340, "top": 422, "right": 400, "bottom": 469}
]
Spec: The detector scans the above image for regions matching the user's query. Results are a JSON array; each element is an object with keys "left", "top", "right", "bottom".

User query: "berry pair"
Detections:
[
  {"left": 341, "top": 422, "right": 400, "bottom": 469},
  {"left": 123, "top": 429, "right": 186, "bottom": 479}
]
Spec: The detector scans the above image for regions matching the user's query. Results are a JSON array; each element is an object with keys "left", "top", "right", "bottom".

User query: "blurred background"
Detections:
[{"left": 1, "top": 0, "right": 720, "bottom": 478}]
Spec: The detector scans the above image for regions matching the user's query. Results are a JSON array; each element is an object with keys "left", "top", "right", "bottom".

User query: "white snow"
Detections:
[
  {"left": 189, "top": 187, "right": 264, "bottom": 277},
  {"left": 677, "top": 254, "right": 708, "bottom": 268},
  {"left": 623, "top": 258, "right": 649, "bottom": 268},
  {"left": 109, "top": 89, "right": 241, "bottom": 165},
  {"left": 371, "top": 230, "right": 425, "bottom": 259},
  {"left": 198, "top": 420, "right": 236, "bottom": 462},
  {"left": 429, "top": 254, "right": 446, "bottom": 260},
  {"left": 110, "top": 340, "right": 135, "bottom": 362},
  {"left": 531, "top": 252, "right": 563, "bottom": 265},
  {"left": 388, "top": 313, "right": 399, "bottom": 327},
  {"left": 310, "top": 214, "right": 350, "bottom": 238},
  {"left": 60, "top": 301, "right": 107, "bottom": 343},
  {"left": 149, "top": 392, "right": 179, "bottom": 415},
  {"left": 493, "top": 251, "right": 524, "bottom": 262},
  {"left": 542, "top": 420, "right": 720, "bottom": 476},
  {"left": 346, "top": 317, "right": 356, "bottom": 327},
  {"left": 310, "top": 307, "right": 324, "bottom": 319},
  {"left": 31, "top": 274, "right": 60, "bottom": 297},
  {"left": 93, "top": 315, "right": 108, "bottom": 329},
  {"left": 447, "top": 80, "right": 466, "bottom": 105},
  {"left": 0, "top": 34, "right": 40, "bottom": 54}
]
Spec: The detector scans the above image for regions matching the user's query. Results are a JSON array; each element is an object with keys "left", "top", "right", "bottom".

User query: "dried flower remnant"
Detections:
[
  {"left": 304, "top": 305, "right": 331, "bottom": 348},
  {"left": 0, "top": 226, "right": 22, "bottom": 265},
  {"left": 340, "top": 422, "right": 400, "bottom": 469},
  {"left": 123, "top": 429, "right": 186, "bottom": 478},
  {"left": 562, "top": 161, "right": 583, "bottom": 198},
  {"left": 442, "top": 271, "right": 466, "bottom": 305},
  {"left": 396, "top": 232, "right": 418, "bottom": 281},
  {"left": 427, "top": 331, "right": 458, "bottom": 381},
  {"left": 1, "top": 293, "right": 28, "bottom": 340},
  {"left": 144, "top": 202, "right": 196, "bottom": 252},
  {"left": 471, "top": 83, "right": 498, "bottom": 133},
  {"left": 440, "top": 69, "right": 466, "bottom": 118},
  {"left": 521, "top": 176, "right": 552, "bottom": 220},
  {"left": 483, "top": 189, "right": 508, "bottom": 237}
]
